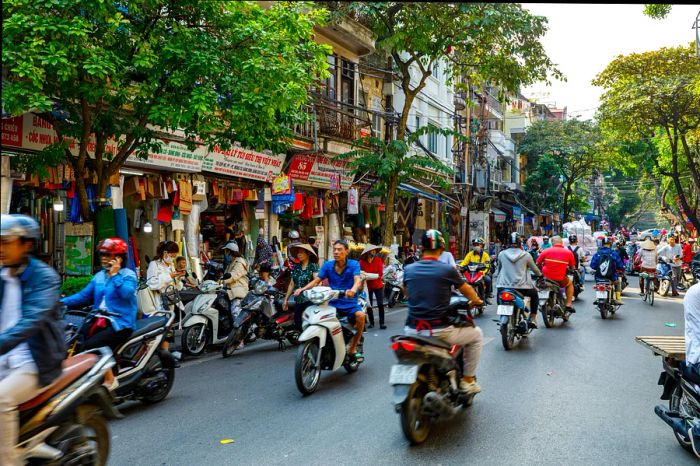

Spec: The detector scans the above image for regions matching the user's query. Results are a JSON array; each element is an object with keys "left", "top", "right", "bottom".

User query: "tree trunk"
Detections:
[{"left": 669, "top": 131, "right": 700, "bottom": 233}]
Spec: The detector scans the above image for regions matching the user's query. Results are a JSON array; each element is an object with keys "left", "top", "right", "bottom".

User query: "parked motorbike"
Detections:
[
  {"left": 497, "top": 288, "right": 534, "bottom": 350},
  {"left": 593, "top": 278, "right": 620, "bottom": 319},
  {"left": 17, "top": 346, "right": 120, "bottom": 465},
  {"left": 654, "top": 357, "right": 700, "bottom": 458},
  {"left": 460, "top": 262, "right": 487, "bottom": 316},
  {"left": 180, "top": 274, "right": 237, "bottom": 357},
  {"left": 538, "top": 278, "right": 571, "bottom": 328},
  {"left": 656, "top": 256, "right": 674, "bottom": 297},
  {"left": 64, "top": 307, "right": 178, "bottom": 405},
  {"left": 389, "top": 296, "right": 475, "bottom": 445},
  {"left": 384, "top": 263, "right": 405, "bottom": 308},
  {"left": 294, "top": 287, "right": 365, "bottom": 395},
  {"left": 221, "top": 277, "right": 299, "bottom": 357}
]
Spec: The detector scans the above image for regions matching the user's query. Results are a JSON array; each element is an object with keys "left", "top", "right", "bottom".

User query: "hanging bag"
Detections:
[{"left": 137, "top": 282, "right": 159, "bottom": 316}]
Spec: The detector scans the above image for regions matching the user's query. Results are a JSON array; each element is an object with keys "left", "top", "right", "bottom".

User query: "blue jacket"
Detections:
[
  {"left": 63, "top": 268, "right": 138, "bottom": 332},
  {"left": 590, "top": 247, "right": 625, "bottom": 280},
  {"left": 0, "top": 259, "right": 66, "bottom": 386}
]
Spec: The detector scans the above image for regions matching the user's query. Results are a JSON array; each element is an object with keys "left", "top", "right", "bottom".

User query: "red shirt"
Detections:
[
  {"left": 683, "top": 243, "right": 693, "bottom": 264},
  {"left": 536, "top": 244, "right": 576, "bottom": 281},
  {"left": 360, "top": 257, "right": 384, "bottom": 290}
]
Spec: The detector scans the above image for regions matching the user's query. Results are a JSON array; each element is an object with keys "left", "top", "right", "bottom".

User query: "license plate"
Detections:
[
  {"left": 538, "top": 290, "right": 549, "bottom": 299},
  {"left": 497, "top": 305, "right": 514, "bottom": 316},
  {"left": 389, "top": 364, "right": 418, "bottom": 384},
  {"left": 596, "top": 291, "right": 607, "bottom": 299}
]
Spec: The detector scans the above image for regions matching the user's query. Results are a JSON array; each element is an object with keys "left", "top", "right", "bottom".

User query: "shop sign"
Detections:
[
  {"left": 288, "top": 154, "right": 353, "bottom": 190},
  {"left": 512, "top": 206, "right": 522, "bottom": 217},
  {"left": 1, "top": 114, "right": 206, "bottom": 172},
  {"left": 202, "top": 146, "right": 285, "bottom": 182}
]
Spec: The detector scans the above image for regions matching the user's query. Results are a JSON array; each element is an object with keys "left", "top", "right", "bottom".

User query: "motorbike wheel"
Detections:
[
  {"left": 388, "top": 291, "right": 397, "bottom": 309},
  {"left": 181, "top": 324, "right": 207, "bottom": 357},
  {"left": 500, "top": 317, "right": 515, "bottom": 350},
  {"left": 399, "top": 381, "right": 432, "bottom": 445},
  {"left": 669, "top": 385, "right": 694, "bottom": 453},
  {"left": 598, "top": 302, "right": 609, "bottom": 320},
  {"left": 543, "top": 297, "right": 555, "bottom": 329},
  {"left": 73, "top": 405, "right": 110, "bottom": 466},
  {"left": 141, "top": 357, "right": 175, "bottom": 404},
  {"left": 222, "top": 326, "right": 247, "bottom": 358},
  {"left": 649, "top": 284, "right": 655, "bottom": 306},
  {"left": 295, "top": 339, "right": 321, "bottom": 395},
  {"left": 658, "top": 279, "right": 670, "bottom": 297}
]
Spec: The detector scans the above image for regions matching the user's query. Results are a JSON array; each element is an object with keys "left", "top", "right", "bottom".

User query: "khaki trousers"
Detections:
[{"left": 0, "top": 365, "right": 42, "bottom": 466}]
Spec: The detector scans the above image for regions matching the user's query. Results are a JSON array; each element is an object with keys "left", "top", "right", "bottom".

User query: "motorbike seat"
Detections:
[
  {"left": 19, "top": 353, "right": 98, "bottom": 412},
  {"left": 131, "top": 316, "right": 168, "bottom": 338},
  {"left": 399, "top": 335, "right": 452, "bottom": 350}
]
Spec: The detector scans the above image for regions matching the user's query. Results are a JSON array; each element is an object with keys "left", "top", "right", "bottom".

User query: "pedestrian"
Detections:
[
  {"left": 175, "top": 256, "right": 198, "bottom": 288},
  {"left": 359, "top": 244, "right": 386, "bottom": 329},
  {"left": 254, "top": 228, "right": 275, "bottom": 282},
  {"left": 683, "top": 238, "right": 695, "bottom": 266},
  {"left": 282, "top": 243, "right": 319, "bottom": 331},
  {"left": 637, "top": 238, "right": 658, "bottom": 296},
  {"left": 234, "top": 225, "right": 247, "bottom": 261},
  {"left": 224, "top": 217, "right": 236, "bottom": 244}
]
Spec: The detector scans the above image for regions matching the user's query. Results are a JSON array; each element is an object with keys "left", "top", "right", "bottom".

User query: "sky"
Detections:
[{"left": 520, "top": 3, "right": 700, "bottom": 121}]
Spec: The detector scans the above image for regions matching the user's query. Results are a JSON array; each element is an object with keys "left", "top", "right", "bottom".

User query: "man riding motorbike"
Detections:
[
  {"left": 590, "top": 236, "right": 626, "bottom": 305},
  {"left": 495, "top": 232, "right": 544, "bottom": 329},
  {"left": 536, "top": 236, "right": 577, "bottom": 313},
  {"left": 459, "top": 238, "right": 492, "bottom": 304},
  {"left": 295, "top": 239, "right": 364, "bottom": 360},
  {"left": 567, "top": 235, "right": 587, "bottom": 289},
  {"left": 403, "top": 230, "right": 484, "bottom": 395},
  {"left": 658, "top": 236, "right": 683, "bottom": 297},
  {"left": 0, "top": 215, "right": 65, "bottom": 466}
]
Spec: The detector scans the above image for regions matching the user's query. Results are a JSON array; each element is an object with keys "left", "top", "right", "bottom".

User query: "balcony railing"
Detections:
[
  {"left": 292, "top": 95, "right": 374, "bottom": 144},
  {"left": 292, "top": 105, "right": 316, "bottom": 141}
]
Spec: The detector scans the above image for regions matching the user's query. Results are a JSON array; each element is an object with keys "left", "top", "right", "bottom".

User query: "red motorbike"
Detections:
[{"left": 460, "top": 262, "right": 487, "bottom": 316}]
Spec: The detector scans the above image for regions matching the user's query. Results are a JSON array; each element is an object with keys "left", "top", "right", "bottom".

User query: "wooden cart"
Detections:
[{"left": 635, "top": 335, "right": 686, "bottom": 360}]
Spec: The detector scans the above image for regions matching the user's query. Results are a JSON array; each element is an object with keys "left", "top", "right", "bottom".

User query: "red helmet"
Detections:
[{"left": 98, "top": 238, "right": 128, "bottom": 255}]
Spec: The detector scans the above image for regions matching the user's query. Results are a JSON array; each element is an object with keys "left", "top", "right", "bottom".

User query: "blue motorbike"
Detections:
[
  {"left": 496, "top": 288, "right": 534, "bottom": 350},
  {"left": 656, "top": 256, "right": 673, "bottom": 297}
]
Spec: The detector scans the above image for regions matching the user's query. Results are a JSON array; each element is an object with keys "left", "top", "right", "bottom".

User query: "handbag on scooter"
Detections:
[{"left": 137, "top": 282, "right": 159, "bottom": 316}]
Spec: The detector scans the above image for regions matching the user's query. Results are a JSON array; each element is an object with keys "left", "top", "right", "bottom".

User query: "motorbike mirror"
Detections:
[{"left": 223, "top": 272, "right": 232, "bottom": 280}]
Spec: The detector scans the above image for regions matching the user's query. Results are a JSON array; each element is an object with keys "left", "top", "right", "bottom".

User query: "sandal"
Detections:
[{"left": 351, "top": 351, "right": 364, "bottom": 363}]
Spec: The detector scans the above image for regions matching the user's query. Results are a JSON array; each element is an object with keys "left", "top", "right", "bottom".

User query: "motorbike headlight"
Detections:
[
  {"left": 254, "top": 280, "right": 268, "bottom": 295},
  {"left": 247, "top": 298, "right": 264, "bottom": 311}
]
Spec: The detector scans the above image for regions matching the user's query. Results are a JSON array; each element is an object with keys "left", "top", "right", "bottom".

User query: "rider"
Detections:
[
  {"left": 0, "top": 215, "right": 65, "bottom": 466},
  {"left": 403, "top": 230, "right": 484, "bottom": 395},
  {"left": 658, "top": 235, "right": 683, "bottom": 297},
  {"left": 459, "top": 238, "right": 492, "bottom": 304},
  {"left": 590, "top": 236, "right": 626, "bottom": 304},
  {"left": 540, "top": 235, "right": 552, "bottom": 251},
  {"left": 637, "top": 238, "right": 658, "bottom": 296},
  {"left": 567, "top": 235, "right": 587, "bottom": 290},
  {"left": 536, "top": 236, "right": 577, "bottom": 313},
  {"left": 495, "top": 232, "right": 544, "bottom": 328},
  {"left": 295, "top": 239, "right": 365, "bottom": 360}
]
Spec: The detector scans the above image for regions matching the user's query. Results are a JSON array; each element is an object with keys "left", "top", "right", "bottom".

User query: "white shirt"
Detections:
[
  {"left": 658, "top": 244, "right": 683, "bottom": 265},
  {"left": 684, "top": 283, "right": 700, "bottom": 365},
  {"left": 0, "top": 268, "right": 37, "bottom": 378},
  {"left": 438, "top": 251, "right": 457, "bottom": 267}
]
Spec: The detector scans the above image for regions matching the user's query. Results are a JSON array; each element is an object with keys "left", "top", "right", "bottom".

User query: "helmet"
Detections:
[
  {"left": 221, "top": 241, "right": 239, "bottom": 253},
  {"left": 288, "top": 230, "right": 300, "bottom": 240},
  {"left": 508, "top": 232, "right": 522, "bottom": 247},
  {"left": 97, "top": 238, "right": 128, "bottom": 255},
  {"left": 471, "top": 237, "right": 485, "bottom": 246},
  {"left": 421, "top": 229, "right": 445, "bottom": 251},
  {"left": 569, "top": 234, "right": 578, "bottom": 243},
  {"left": 543, "top": 235, "right": 549, "bottom": 241},
  {"left": 1, "top": 214, "right": 40, "bottom": 241}
]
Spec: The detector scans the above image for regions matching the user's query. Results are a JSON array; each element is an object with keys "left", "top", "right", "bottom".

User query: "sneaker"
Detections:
[
  {"left": 104, "top": 375, "right": 119, "bottom": 392},
  {"left": 367, "top": 324, "right": 374, "bottom": 329},
  {"left": 380, "top": 325, "right": 387, "bottom": 330},
  {"left": 485, "top": 298, "right": 492, "bottom": 305},
  {"left": 459, "top": 379, "right": 481, "bottom": 395},
  {"left": 638, "top": 292, "right": 645, "bottom": 296},
  {"left": 566, "top": 306, "right": 576, "bottom": 314},
  {"left": 527, "top": 319, "right": 538, "bottom": 329},
  {"left": 672, "top": 292, "right": 681, "bottom": 297}
]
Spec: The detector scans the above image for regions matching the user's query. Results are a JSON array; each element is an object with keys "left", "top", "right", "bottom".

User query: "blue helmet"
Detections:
[{"left": 1, "top": 214, "right": 40, "bottom": 241}]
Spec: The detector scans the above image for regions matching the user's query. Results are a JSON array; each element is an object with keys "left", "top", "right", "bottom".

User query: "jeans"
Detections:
[
  {"left": 367, "top": 288, "right": 385, "bottom": 326},
  {"left": 0, "top": 365, "right": 43, "bottom": 466},
  {"left": 671, "top": 265, "right": 681, "bottom": 293},
  {"left": 484, "top": 275, "right": 493, "bottom": 297},
  {"left": 82, "top": 326, "right": 133, "bottom": 353},
  {"left": 294, "top": 301, "right": 312, "bottom": 331}
]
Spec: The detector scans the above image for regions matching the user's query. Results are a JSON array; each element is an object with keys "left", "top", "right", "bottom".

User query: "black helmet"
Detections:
[
  {"left": 421, "top": 229, "right": 445, "bottom": 251},
  {"left": 508, "top": 231, "right": 522, "bottom": 247},
  {"left": 569, "top": 234, "right": 578, "bottom": 243}
]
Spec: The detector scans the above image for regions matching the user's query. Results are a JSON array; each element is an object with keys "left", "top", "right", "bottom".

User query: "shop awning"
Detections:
[
  {"left": 490, "top": 207, "right": 507, "bottom": 223},
  {"left": 398, "top": 182, "right": 442, "bottom": 202}
]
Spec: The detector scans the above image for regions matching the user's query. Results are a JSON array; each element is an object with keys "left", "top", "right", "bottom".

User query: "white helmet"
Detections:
[{"left": 221, "top": 241, "right": 239, "bottom": 253}]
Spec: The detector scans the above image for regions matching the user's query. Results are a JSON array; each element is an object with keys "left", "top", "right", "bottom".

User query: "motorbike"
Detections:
[
  {"left": 201, "top": 259, "right": 224, "bottom": 282},
  {"left": 294, "top": 287, "right": 365, "bottom": 395},
  {"left": 620, "top": 269, "right": 629, "bottom": 291},
  {"left": 64, "top": 307, "right": 178, "bottom": 405},
  {"left": 389, "top": 296, "right": 475, "bottom": 445},
  {"left": 656, "top": 256, "right": 674, "bottom": 297},
  {"left": 17, "top": 347, "right": 121, "bottom": 466},
  {"left": 625, "top": 243, "right": 639, "bottom": 275},
  {"left": 384, "top": 263, "right": 405, "bottom": 308},
  {"left": 497, "top": 288, "right": 534, "bottom": 350},
  {"left": 538, "top": 278, "right": 572, "bottom": 328},
  {"left": 593, "top": 278, "right": 621, "bottom": 319},
  {"left": 180, "top": 274, "right": 237, "bottom": 357},
  {"left": 460, "top": 262, "right": 487, "bottom": 316},
  {"left": 570, "top": 268, "right": 583, "bottom": 300},
  {"left": 221, "top": 277, "right": 299, "bottom": 357}
]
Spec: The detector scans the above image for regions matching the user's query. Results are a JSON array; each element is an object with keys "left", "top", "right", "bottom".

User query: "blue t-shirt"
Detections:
[{"left": 318, "top": 259, "right": 361, "bottom": 312}]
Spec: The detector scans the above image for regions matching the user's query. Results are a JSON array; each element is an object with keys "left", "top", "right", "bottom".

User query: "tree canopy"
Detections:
[
  {"left": 643, "top": 4, "right": 673, "bottom": 19},
  {"left": 2, "top": 0, "right": 330, "bottom": 219}
]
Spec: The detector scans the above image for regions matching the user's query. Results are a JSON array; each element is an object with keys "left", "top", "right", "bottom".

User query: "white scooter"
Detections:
[{"left": 294, "top": 272, "right": 378, "bottom": 395}]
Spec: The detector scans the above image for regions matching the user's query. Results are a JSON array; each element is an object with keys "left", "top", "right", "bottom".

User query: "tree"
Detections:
[
  {"left": 593, "top": 45, "right": 700, "bottom": 233},
  {"left": 520, "top": 119, "right": 605, "bottom": 222},
  {"left": 2, "top": 0, "right": 330, "bottom": 219},
  {"left": 643, "top": 4, "right": 673, "bottom": 19},
  {"left": 334, "top": 2, "right": 563, "bottom": 245},
  {"left": 522, "top": 155, "right": 562, "bottom": 218}
]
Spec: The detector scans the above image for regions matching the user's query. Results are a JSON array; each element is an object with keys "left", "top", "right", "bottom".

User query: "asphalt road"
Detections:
[{"left": 109, "top": 278, "right": 696, "bottom": 466}]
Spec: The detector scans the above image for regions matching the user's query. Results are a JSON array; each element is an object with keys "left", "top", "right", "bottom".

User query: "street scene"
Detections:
[{"left": 1, "top": 2, "right": 700, "bottom": 465}]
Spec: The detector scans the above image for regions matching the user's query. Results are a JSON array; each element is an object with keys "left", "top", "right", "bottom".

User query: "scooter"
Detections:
[
  {"left": 593, "top": 278, "right": 621, "bottom": 319},
  {"left": 570, "top": 268, "right": 583, "bottom": 300},
  {"left": 460, "top": 262, "right": 487, "bottom": 316},
  {"left": 384, "top": 263, "right": 405, "bottom": 308},
  {"left": 17, "top": 346, "right": 120, "bottom": 465},
  {"left": 538, "top": 278, "right": 571, "bottom": 328},
  {"left": 180, "top": 273, "right": 237, "bottom": 357},
  {"left": 656, "top": 256, "right": 674, "bottom": 297},
  {"left": 64, "top": 307, "right": 178, "bottom": 405},
  {"left": 221, "top": 277, "right": 299, "bottom": 357},
  {"left": 389, "top": 296, "right": 475, "bottom": 445},
  {"left": 497, "top": 288, "right": 535, "bottom": 350},
  {"left": 294, "top": 287, "right": 365, "bottom": 395}
]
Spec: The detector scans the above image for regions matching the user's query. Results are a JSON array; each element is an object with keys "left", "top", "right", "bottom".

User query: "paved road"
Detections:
[{"left": 109, "top": 279, "right": 696, "bottom": 465}]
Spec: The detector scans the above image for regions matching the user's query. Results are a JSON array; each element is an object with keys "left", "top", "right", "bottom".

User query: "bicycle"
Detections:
[{"left": 640, "top": 270, "right": 655, "bottom": 306}]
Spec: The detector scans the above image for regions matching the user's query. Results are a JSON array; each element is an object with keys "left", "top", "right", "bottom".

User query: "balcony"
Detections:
[{"left": 291, "top": 95, "right": 374, "bottom": 146}]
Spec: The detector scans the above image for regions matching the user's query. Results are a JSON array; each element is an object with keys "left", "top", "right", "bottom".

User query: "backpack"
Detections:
[
  {"left": 597, "top": 251, "right": 615, "bottom": 279},
  {"left": 568, "top": 246, "right": 580, "bottom": 269}
]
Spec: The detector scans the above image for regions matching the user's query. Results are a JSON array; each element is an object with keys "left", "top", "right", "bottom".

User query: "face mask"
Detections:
[
  {"left": 473, "top": 247, "right": 482, "bottom": 252},
  {"left": 164, "top": 255, "right": 174, "bottom": 264}
]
